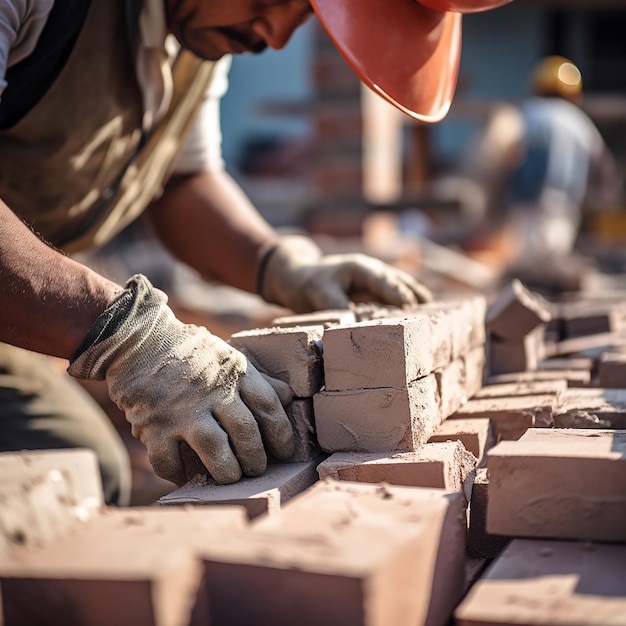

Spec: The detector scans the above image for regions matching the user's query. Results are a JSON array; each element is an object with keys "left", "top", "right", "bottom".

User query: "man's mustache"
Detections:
[{"left": 219, "top": 27, "right": 267, "bottom": 54}]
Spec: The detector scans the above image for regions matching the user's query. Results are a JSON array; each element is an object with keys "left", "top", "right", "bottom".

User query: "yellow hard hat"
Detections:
[
  {"left": 529, "top": 55, "right": 583, "bottom": 100},
  {"left": 309, "top": 0, "right": 512, "bottom": 123}
]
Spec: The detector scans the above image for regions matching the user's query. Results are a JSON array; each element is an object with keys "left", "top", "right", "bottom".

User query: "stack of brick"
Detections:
[
  {"left": 7, "top": 284, "right": 626, "bottom": 625},
  {"left": 314, "top": 297, "right": 487, "bottom": 454},
  {"left": 485, "top": 279, "right": 552, "bottom": 375},
  {"left": 1, "top": 449, "right": 471, "bottom": 626},
  {"left": 157, "top": 296, "right": 491, "bottom": 624},
  {"left": 450, "top": 288, "right": 626, "bottom": 623},
  {"left": 454, "top": 427, "right": 626, "bottom": 625}
]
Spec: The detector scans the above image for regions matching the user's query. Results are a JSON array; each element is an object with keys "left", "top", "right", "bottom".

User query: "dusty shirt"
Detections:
[{"left": 0, "top": 0, "right": 230, "bottom": 174}]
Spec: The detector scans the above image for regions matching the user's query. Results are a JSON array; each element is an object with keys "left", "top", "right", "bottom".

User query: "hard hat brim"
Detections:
[{"left": 310, "top": 0, "right": 462, "bottom": 123}]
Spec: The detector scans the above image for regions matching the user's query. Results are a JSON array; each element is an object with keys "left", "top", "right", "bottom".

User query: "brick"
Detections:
[
  {"left": 316, "top": 441, "right": 477, "bottom": 492},
  {"left": 554, "top": 388, "right": 626, "bottom": 429},
  {"left": 436, "top": 348, "right": 485, "bottom": 419},
  {"left": 473, "top": 379, "right": 567, "bottom": 399},
  {"left": 282, "top": 399, "right": 323, "bottom": 463},
  {"left": 314, "top": 374, "right": 440, "bottom": 452},
  {"left": 201, "top": 481, "right": 467, "bottom": 626},
  {"left": 436, "top": 356, "right": 467, "bottom": 419},
  {"left": 228, "top": 325, "right": 324, "bottom": 397},
  {"left": 270, "top": 309, "right": 356, "bottom": 329},
  {"left": 538, "top": 356, "right": 594, "bottom": 371},
  {"left": 557, "top": 298, "right": 626, "bottom": 338},
  {"left": 322, "top": 314, "right": 450, "bottom": 392},
  {"left": 0, "top": 506, "right": 245, "bottom": 626},
  {"left": 487, "top": 429, "right": 626, "bottom": 542},
  {"left": 421, "top": 296, "right": 487, "bottom": 357},
  {"left": 485, "top": 279, "right": 552, "bottom": 341},
  {"left": 455, "top": 539, "right": 626, "bottom": 626},
  {"left": 158, "top": 461, "right": 320, "bottom": 519},
  {"left": 487, "top": 325, "right": 546, "bottom": 374},
  {"left": 428, "top": 418, "right": 495, "bottom": 463},
  {"left": 546, "top": 331, "right": 624, "bottom": 359},
  {"left": 464, "top": 346, "right": 487, "bottom": 398},
  {"left": 486, "top": 368, "right": 590, "bottom": 387},
  {"left": 463, "top": 557, "right": 489, "bottom": 593},
  {"left": 467, "top": 468, "right": 510, "bottom": 559},
  {"left": 0, "top": 450, "right": 103, "bottom": 556},
  {"left": 597, "top": 350, "right": 626, "bottom": 388},
  {"left": 449, "top": 393, "right": 556, "bottom": 440}
]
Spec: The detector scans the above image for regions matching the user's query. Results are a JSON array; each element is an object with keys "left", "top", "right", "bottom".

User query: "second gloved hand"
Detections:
[
  {"left": 68, "top": 274, "right": 295, "bottom": 486},
  {"left": 258, "top": 234, "right": 433, "bottom": 313}
]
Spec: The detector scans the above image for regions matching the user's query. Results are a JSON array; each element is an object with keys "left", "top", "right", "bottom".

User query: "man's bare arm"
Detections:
[
  {"left": 0, "top": 200, "right": 122, "bottom": 359},
  {"left": 144, "top": 169, "right": 278, "bottom": 293},
  {"left": 144, "top": 168, "right": 432, "bottom": 311}
]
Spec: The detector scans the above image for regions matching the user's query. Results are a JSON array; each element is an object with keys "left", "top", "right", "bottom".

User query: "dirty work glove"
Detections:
[
  {"left": 258, "top": 235, "right": 433, "bottom": 313},
  {"left": 68, "top": 274, "right": 295, "bottom": 486}
]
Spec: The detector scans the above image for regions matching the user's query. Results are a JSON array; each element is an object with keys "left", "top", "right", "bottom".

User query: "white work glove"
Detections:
[
  {"left": 258, "top": 235, "right": 433, "bottom": 313},
  {"left": 68, "top": 274, "right": 295, "bottom": 486}
]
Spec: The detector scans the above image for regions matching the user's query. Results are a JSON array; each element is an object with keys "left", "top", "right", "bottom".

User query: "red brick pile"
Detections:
[{"left": 2, "top": 281, "right": 626, "bottom": 625}]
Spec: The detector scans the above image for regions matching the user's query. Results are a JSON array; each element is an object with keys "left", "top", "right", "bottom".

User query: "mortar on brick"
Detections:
[
  {"left": 554, "top": 388, "right": 626, "bottom": 429},
  {"left": 316, "top": 441, "right": 477, "bottom": 492},
  {"left": 314, "top": 374, "right": 440, "bottom": 453},
  {"left": 487, "top": 428, "right": 626, "bottom": 542}
]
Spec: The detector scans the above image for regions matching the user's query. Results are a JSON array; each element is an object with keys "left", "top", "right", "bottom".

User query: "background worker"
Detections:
[
  {"left": 458, "top": 55, "right": 624, "bottom": 287},
  {"left": 0, "top": 0, "right": 508, "bottom": 505}
]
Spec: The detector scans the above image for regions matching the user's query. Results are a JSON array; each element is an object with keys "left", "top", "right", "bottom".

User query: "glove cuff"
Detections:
[{"left": 68, "top": 274, "right": 168, "bottom": 380}]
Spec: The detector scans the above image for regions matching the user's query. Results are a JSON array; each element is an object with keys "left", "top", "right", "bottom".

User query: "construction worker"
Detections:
[
  {"left": 0, "top": 0, "right": 509, "bottom": 505},
  {"left": 459, "top": 55, "right": 624, "bottom": 283}
]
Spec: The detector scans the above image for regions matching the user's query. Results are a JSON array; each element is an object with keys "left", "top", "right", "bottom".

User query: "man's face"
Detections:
[{"left": 164, "top": 0, "right": 315, "bottom": 60}]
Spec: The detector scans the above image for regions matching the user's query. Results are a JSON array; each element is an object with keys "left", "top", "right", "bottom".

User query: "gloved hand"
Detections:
[
  {"left": 258, "top": 235, "right": 433, "bottom": 313},
  {"left": 68, "top": 274, "right": 295, "bottom": 486}
]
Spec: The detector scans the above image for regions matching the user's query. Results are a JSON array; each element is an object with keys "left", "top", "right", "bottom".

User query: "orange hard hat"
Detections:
[{"left": 310, "top": 0, "right": 512, "bottom": 123}]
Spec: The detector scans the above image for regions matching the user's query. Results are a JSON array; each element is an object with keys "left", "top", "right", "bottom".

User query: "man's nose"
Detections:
[{"left": 251, "top": 3, "right": 313, "bottom": 50}]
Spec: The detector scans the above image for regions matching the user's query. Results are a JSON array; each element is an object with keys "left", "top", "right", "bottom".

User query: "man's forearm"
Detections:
[
  {"left": 0, "top": 200, "right": 122, "bottom": 359},
  {"left": 144, "top": 170, "right": 278, "bottom": 293}
]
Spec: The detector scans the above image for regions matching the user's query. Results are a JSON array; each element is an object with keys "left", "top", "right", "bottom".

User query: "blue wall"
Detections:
[
  {"left": 220, "top": 20, "right": 315, "bottom": 169},
  {"left": 220, "top": 5, "right": 614, "bottom": 177}
]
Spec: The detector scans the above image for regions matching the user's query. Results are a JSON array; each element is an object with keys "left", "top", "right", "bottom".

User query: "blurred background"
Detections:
[{"left": 219, "top": 0, "right": 626, "bottom": 288}]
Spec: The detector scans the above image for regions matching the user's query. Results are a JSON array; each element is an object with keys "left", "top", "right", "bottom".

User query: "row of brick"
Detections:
[
  {"left": 1, "top": 448, "right": 473, "bottom": 626},
  {"left": 4, "top": 282, "right": 626, "bottom": 624}
]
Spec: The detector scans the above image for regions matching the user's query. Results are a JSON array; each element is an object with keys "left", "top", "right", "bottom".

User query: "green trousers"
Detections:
[{"left": 0, "top": 343, "right": 131, "bottom": 506}]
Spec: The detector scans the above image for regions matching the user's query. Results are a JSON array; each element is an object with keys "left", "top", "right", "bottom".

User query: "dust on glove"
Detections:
[
  {"left": 258, "top": 234, "right": 433, "bottom": 313},
  {"left": 68, "top": 274, "right": 295, "bottom": 486}
]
